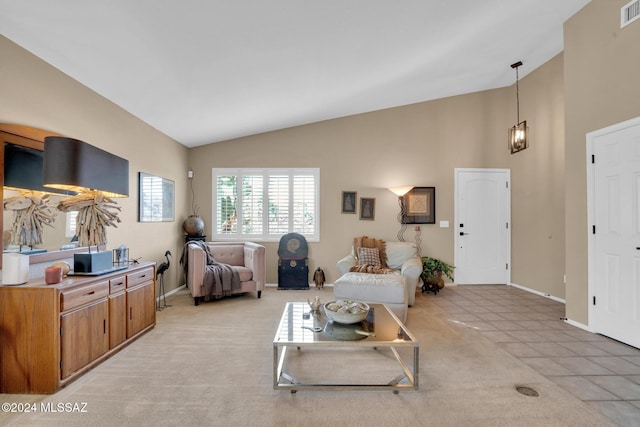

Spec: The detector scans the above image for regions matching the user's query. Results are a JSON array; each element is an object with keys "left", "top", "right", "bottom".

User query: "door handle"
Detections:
[{"left": 460, "top": 232, "right": 469, "bottom": 236}]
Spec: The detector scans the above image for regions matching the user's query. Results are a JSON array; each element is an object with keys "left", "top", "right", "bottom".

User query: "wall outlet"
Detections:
[{"left": 188, "top": 170, "right": 193, "bottom": 179}]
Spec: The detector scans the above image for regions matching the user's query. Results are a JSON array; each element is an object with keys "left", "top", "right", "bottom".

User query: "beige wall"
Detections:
[
  {"left": 564, "top": 0, "right": 640, "bottom": 324},
  {"left": 1, "top": 11, "right": 576, "bottom": 305},
  {"left": 189, "top": 54, "right": 567, "bottom": 293},
  {"left": 0, "top": 35, "right": 190, "bottom": 292}
]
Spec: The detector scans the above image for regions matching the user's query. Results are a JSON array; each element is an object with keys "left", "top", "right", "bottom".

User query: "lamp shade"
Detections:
[
  {"left": 389, "top": 186, "right": 414, "bottom": 197},
  {"left": 4, "top": 143, "right": 76, "bottom": 195},
  {"left": 43, "top": 136, "right": 129, "bottom": 197}
]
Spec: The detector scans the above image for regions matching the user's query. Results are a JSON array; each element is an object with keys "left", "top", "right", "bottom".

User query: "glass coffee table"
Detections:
[{"left": 273, "top": 302, "right": 419, "bottom": 393}]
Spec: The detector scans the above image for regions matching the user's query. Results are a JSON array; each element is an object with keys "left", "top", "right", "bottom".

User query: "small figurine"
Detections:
[
  {"left": 313, "top": 267, "right": 325, "bottom": 289},
  {"left": 307, "top": 296, "right": 322, "bottom": 313}
]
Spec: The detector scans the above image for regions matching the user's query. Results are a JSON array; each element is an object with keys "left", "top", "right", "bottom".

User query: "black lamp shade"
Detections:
[
  {"left": 43, "top": 136, "right": 129, "bottom": 197},
  {"left": 4, "top": 143, "right": 74, "bottom": 195}
]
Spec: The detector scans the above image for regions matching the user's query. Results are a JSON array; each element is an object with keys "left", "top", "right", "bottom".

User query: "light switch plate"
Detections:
[{"left": 439, "top": 220, "right": 449, "bottom": 228}]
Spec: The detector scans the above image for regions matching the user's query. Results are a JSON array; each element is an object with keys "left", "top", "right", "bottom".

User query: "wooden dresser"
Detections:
[{"left": 0, "top": 262, "right": 156, "bottom": 394}]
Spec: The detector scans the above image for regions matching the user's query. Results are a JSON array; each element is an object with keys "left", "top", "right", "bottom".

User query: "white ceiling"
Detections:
[{"left": 0, "top": 1, "right": 590, "bottom": 147}]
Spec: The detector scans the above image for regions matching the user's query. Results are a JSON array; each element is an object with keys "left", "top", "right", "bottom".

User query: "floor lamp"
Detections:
[{"left": 389, "top": 186, "right": 414, "bottom": 242}]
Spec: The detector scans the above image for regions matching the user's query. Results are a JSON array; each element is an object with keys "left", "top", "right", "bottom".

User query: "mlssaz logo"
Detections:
[{"left": 40, "top": 402, "right": 88, "bottom": 413}]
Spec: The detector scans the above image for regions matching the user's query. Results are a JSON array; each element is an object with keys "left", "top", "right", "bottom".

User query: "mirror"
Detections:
[
  {"left": 3, "top": 189, "right": 76, "bottom": 253},
  {"left": 0, "top": 124, "right": 81, "bottom": 268}
]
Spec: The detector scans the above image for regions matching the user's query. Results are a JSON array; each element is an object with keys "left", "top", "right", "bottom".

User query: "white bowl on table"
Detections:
[{"left": 323, "top": 300, "right": 370, "bottom": 324}]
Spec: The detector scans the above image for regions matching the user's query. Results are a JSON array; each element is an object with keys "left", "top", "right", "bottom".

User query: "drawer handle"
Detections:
[
  {"left": 84, "top": 291, "right": 95, "bottom": 296},
  {"left": 140, "top": 274, "right": 146, "bottom": 278}
]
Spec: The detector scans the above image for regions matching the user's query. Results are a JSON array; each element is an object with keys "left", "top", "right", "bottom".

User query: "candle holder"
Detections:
[
  {"left": 45, "top": 265, "right": 62, "bottom": 285},
  {"left": 113, "top": 246, "right": 129, "bottom": 266}
]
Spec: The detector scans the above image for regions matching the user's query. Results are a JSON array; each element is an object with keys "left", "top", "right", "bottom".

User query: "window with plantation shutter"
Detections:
[
  {"left": 212, "top": 168, "right": 319, "bottom": 241},
  {"left": 65, "top": 211, "right": 77, "bottom": 238}
]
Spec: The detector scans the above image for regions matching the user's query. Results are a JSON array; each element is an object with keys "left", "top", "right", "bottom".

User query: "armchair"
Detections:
[
  {"left": 336, "top": 240, "right": 421, "bottom": 306},
  {"left": 184, "top": 241, "right": 266, "bottom": 306}
]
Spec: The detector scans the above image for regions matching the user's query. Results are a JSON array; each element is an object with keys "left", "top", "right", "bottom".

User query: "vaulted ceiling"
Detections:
[{"left": 0, "top": 1, "right": 590, "bottom": 147}]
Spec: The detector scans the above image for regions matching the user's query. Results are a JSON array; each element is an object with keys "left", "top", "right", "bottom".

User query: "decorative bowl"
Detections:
[{"left": 323, "top": 300, "right": 370, "bottom": 324}]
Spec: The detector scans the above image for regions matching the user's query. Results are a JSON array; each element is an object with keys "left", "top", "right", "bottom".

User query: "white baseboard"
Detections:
[
  {"left": 156, "top": 284, "right": 186, "bottom": 302},
  {"left": 509, "top": 282, "right": 566, "bottom": 304},
  {"left": 508, "top": 282, "right": 595, "bottom": 331},
  {"left": 563, "top": 317, "right": 593, "bottom": 332}
]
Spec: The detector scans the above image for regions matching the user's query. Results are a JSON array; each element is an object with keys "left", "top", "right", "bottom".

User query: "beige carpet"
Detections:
[{"left": 1, "top": 286, "right": 614, "bottom": 427}]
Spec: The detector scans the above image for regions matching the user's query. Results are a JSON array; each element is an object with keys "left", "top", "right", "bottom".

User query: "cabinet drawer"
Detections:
[
  {"left": 109, "top": 276, "right": 126, "bottom": 294},
  {"left": 60, "top": 281, "right": 109, "bottom": 312},
  {"left": 127, "top": 267, "right": 154, "bottom": 288}
]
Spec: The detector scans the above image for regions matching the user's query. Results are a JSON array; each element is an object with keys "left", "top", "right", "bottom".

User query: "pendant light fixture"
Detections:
[{"left": 508, "top": 61, "right": 528, "bottom": 154}]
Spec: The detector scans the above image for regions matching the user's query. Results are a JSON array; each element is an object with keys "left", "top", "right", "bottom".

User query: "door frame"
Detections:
[
  {"left": 586, "top": 115, "right": 640, "bottom": 333},
  {"left": 454, "top": 168, "right": 511, "bottom": 285}
]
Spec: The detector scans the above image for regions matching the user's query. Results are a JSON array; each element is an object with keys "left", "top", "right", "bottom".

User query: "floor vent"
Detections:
[
  {"left": 621, "top": 0, "right": 640, "bottom": 28},
  {"left": 515, "top": 385, "right": 539, "bottom": 397}
]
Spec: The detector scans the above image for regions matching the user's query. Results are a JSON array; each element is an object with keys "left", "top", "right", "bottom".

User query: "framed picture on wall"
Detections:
[
  {"left": 138, "top": 172, "right": 175, "bottom": 222},
  {"left": 359, "top": 197, "right": 375, "bottom": 220},
  {"left": 341, "top": 191, "right": 357, "bottom": 214},
  {"left": 403, "top": 187, "right": 435, "bottom": 224}
]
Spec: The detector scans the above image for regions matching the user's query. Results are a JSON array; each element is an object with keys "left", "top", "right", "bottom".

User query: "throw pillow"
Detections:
[
  {"left": 353, "top": 235, "right": 388, "bottom": 268},
  {"left": 357, "top": 247, "right": 382, "bottom": 266}
]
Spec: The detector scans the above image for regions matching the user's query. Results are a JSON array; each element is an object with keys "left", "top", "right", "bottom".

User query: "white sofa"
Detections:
[{"left": 335, "top": 241, "right": 422, "bottom": 321}]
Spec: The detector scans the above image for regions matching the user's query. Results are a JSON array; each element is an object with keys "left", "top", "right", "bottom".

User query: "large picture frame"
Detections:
[
  {"left": 341, "top": 191, "right": 357, "bottom": 214},
  {"left": 138, "top": 172, "right": 175, "bottom": 222},
  {"left": 359, "top": 197, "right": 375, "bottom": 220},
  {"left": 403, "top": 187, "right": 435, "bottom": 224}
]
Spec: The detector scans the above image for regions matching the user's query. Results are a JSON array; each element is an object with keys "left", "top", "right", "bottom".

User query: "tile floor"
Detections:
[{"left": 424, "top": 285, "right": 640, "bottom": 427}]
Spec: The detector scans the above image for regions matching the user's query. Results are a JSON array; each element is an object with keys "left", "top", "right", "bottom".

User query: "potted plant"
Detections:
[{"left": 420, "top": 256, "right": 454, "bottom": 295}]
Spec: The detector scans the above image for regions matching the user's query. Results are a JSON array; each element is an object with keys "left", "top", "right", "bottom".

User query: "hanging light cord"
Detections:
[
  {"left": 511, "top": 61, "right": 523, "bottom": 124},
  {"left": 515, "top": 65, "right": 520, "bottom": 124}
]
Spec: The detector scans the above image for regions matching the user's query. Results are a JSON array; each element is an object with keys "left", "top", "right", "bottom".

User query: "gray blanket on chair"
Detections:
[{"left": 180, "top": 241, "right": 241, "bottom": 300}]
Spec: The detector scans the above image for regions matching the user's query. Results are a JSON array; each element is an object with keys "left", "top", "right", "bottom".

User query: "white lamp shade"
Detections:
[{"left": 389, "top": 186, "right": 414, "bottom": 197}]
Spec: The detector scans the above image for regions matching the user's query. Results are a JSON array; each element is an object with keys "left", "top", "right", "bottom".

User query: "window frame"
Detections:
[{"left": 212, "top": 168, "right": 320, "bottom": 242}]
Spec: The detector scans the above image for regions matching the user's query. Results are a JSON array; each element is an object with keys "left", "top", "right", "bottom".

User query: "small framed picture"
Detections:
[
  {"left": 359, "top": 197, "right": 375, "bottom": 220},
  {"left": 341, "top": 191, "right": 357, "bottom": 214},
  {"left": 403, "top": 187, "right": 435, "bottom": 224}
]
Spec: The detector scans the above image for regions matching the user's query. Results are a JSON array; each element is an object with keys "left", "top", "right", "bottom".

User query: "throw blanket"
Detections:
[
  {"left": 351, "top": 235, "right": 395, "bottom": 275},
  {"left": 180, "top": 241, "right": 241, "bottom": 300},
  {"left": 353, "top": 235, "right": 388, "bottom": 268},
  {"left": 350, "top": 264, "right": 397, "bottom": 275}
]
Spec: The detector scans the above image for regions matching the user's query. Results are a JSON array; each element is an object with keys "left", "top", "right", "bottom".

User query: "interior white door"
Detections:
[
  {"left": 592, "top": 123, "right": 640, "bottom": 349},
  {"left": 455, "top": 169, "right": 510, "bottom": 285}
]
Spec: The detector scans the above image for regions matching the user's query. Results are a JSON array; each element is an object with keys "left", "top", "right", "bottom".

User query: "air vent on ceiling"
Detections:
[{"left": 621, "top": 0, "right": 640, "bottom": 28}]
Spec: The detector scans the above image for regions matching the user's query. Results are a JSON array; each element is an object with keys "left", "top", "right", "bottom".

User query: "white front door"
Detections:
[
  {"left": 589, "top": 118, "right": 640, "bottom": 349},
  {"left": 454, "top": 169, "right": 510, "bottom": 285}
]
